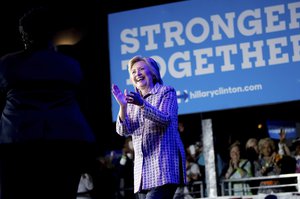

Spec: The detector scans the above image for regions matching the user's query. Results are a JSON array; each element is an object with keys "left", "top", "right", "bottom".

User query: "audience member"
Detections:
[
  {"left": 118, "top": 137, "right": 135, "bottom": 199},
  {"left": 178, "top": 121, "right": 196, "bottom": 149},
  {"left": 245, "top": 138, "right": 259, "bottom": 162},
  {"left": 197, "top": 140, "right": 224, "bottom": 197},
  {"left": 174, "top": 150, "right": 200, "bottom": 199},
  {"left": 292, "top": 137, "right": 300, "bottom": 173},
  {"left": 254, "top": 138, "right": 282, "bottom": 194},
  {"left": 277, "top": 129, "right": 291, "bottom": 156},
  {"left": 224, "top": 141, "right": 253, "bottom": 196},
  {"left": 186, "top": 151, "right": 202, "bottom": 198},
  {"left": 77, "top": 173, "right": 94, "bottom": 199},
  {"left": 245, "top": 138, "right": 260, "bottom": 194}
]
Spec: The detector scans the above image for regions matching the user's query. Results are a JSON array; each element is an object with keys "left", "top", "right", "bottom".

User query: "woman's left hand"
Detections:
[{"left": 126, "top": 91, "right": 144, "bottom": 106}]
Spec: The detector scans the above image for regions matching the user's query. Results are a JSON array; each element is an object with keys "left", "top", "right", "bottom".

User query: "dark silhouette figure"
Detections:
[{"left": 0, "top": 6, "right": 96, "bottom": 199}]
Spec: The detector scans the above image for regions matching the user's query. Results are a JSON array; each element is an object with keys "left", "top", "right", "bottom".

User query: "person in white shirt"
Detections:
[{"left": 77, "top": 173, "right": 94, "bottom": 199}]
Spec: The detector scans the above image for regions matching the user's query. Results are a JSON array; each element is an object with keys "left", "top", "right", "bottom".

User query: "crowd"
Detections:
[
  {"left": 183, "top": 128, "right": 300, "bottom": 197},
  {"left": 77, "top": 126, "right": 300, "bottom": 199}
]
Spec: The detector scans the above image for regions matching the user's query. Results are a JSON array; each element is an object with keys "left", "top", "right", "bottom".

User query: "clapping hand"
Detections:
[
  {"left": 279, "top": 129, "right": 286, "bottom": 143},
  {"left": 111, "top": 84, "right": 128, "bottom": 107},
  {"left": 126, "top": 88, "right": 144, "bottom": 106}
]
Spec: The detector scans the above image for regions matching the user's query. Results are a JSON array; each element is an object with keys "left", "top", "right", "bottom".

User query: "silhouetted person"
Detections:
[{"left": 0, "top": 6, "right": 96, "bottom": 199}]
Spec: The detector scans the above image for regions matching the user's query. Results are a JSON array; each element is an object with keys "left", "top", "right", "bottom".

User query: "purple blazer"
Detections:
[{"left": 116, "top": 83, "right": 186, "bottom": 193}]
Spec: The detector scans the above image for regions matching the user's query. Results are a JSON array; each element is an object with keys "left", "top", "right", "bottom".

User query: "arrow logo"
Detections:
[{"left": 177, "top": 90, "right": 189, "bottom": 103}]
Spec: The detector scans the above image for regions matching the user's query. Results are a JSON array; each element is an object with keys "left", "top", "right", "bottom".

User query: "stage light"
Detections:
[{"left": 54, "top": 28, "right": 82, "bottom": 45}]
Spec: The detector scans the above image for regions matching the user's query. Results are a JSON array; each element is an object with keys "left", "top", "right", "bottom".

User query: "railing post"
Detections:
[
  {"left": 297, "top": 174, "right": 300, "bottom": 192},
  {"left": 202, "top": 119, "right": 218, "bottom": 198},
  {"left": 200, "top": 181, "right": 204, "bottom": 198},
  {"left": 228, "top": 182, "right": 232, "bottom": 196},
  {"left": 220, "top": 181, "right": 225, "bottom": 196}
]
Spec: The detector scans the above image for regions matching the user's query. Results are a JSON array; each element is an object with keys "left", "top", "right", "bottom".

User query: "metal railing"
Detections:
[
  {"left": 173, "top": 181, "right": 204, "bottom": 198},
  {"left": 118, "top": 174, "right": 300, "bottom": 198},
  {"left": 189, "top": 181, "right": 204, "bottom": 198},
  {"left": 220, "top": 173, "right": 300, "bottom": 196}
]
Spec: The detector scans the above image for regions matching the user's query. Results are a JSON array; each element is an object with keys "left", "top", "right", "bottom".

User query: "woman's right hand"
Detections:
[{"left": 111, "top": 84, "right": 127, "bottom": 107}]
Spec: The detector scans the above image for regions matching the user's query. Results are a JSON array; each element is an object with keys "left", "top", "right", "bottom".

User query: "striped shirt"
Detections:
[{"left": 116, "top": 83, "right": 186, "bottom": 193}]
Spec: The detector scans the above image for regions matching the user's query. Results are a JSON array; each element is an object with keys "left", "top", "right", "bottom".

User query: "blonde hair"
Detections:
[
  {"left": 128, "top": 55, "right": 163, "bottom": 85},
  {"left": 258, "top": 137, "right": 276, "bottom": 154},
  {"left": 245, "top": 138, "right": 257, "bottom": 149},
  {"left": 229, "top": 140, "right": 241, "bottom": 152}
]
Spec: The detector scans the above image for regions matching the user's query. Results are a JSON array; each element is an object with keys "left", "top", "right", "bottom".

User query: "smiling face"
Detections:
[
  {"left": 258, "top": 138, "right": 275, "bottom": 158},
  {"left": 261, "top": 142, "right": 273, "bottom": 157},
  {"left": 129, "top": 60, "right": 154, "bottom": 95},
  {"left": 230, "top": 145, "right": 240, "bottom": 161}
]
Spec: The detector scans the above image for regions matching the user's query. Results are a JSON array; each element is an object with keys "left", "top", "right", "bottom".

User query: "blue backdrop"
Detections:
[{"left": 108, "top": 0, "right": 300, "bottom": 122}]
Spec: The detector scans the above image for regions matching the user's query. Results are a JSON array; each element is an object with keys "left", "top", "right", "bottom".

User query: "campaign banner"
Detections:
[
  {"left": 267, "top": 120, "right": 297, "bottom": 140},
  {"left": 108, "top": 0, "right": 300, "bottom": 122}
]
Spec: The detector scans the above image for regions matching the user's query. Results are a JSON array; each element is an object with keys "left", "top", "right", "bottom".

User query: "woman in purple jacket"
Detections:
[{"left": 111, "top": 55, "right": 186, "bottom": 199}]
